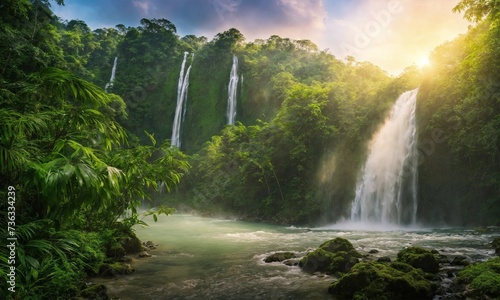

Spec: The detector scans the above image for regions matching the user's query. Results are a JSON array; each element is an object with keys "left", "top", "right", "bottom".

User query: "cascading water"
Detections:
[
  {"left": 104, "top": 56, "right": 118, "bottom": 92},
  {"left": 171, "top": 52, "right": 193, "bottom": 148},
  {"left": 350, "top": 89, "right": 419, "bottom": 225},
  {"left": 227, "top": 55, "right": 239, "bottom": 125}
]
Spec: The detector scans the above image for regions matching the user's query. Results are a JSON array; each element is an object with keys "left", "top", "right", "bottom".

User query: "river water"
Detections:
[{"left": 98, "top": 214, "right": 497, "bottom": 300}]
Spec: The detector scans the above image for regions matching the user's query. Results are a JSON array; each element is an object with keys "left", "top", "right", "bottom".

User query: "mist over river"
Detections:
[{"left": 96, "top": 214, "right": 497, "bottom": 300}]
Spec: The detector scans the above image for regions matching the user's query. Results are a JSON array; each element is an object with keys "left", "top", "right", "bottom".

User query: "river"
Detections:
[{"left": 98, "top": 214, "right": 497, "bottom": 300}]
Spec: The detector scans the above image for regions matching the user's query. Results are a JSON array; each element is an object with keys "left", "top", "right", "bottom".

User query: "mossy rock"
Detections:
[
  {"left": 328, "top": 261, "right": 436, "bottom": 300},
  {"left": 99, "top": 262, "right": 135, "bottom": 277},
  {"left": 105, "top": 242, "right": 126, "bottom": 259},
  {"left": 300, "top": 248, "right": 334, "bottom": 272},
  {"left": 299, "top": 238, "right": 361, "bottom": 274},
  {"left": 397, "top": 247, "right": 439, "bottom": 273},
  {"left": 80, "top": 283, "right": 110, "bottom": 300},
  {"left": 455, "top": 257, "right": 500, "bottom": 299},
  {"left": 319, "top": 237, "right": 356, "bottom": 253},
  {"left": 492, "top": 237, "right": 500, "bottom": 255},
  {"left": 264, "top": 252, "right": 296, "bottom": 263},
  {"left": 121, "top": 234, "right": 142, "bottom": 254}
]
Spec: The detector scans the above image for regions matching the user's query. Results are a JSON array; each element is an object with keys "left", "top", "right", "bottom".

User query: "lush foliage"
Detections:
[
  {"left": 0, "top": 0, "right": 499, "bottom": 297},
  {"left": 0, "top": 3, "right": 189, "bottom": 298},
  {"left": 417, "top": 2, "right": 500, "bottom": 225},
  {"left": 456, "top": 257, "right": 500, "bottom": 299}
]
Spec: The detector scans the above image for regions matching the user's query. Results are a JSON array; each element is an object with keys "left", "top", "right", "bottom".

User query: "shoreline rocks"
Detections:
[{"left": 278, "top": 237, "right": 500, "bottom": 300}]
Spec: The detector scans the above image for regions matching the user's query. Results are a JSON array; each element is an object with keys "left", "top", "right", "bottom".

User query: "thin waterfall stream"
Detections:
[
  {"left": 171, "top": 52, "right": 193, "bottom": 148},
  {"left": 227, "top": 55, "right": 239, "bottom": 125},
  {"left": 105, "top": 56, "right": 118, "bottom": 92}
]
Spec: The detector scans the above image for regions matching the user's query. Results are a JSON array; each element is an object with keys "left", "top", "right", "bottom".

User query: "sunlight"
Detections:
[{"left": 418, "top": 56, "right": 430, "bottom": 69}]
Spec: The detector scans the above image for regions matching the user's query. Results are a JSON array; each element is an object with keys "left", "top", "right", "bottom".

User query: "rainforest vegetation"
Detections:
[{"left": 0, "top": 0, "right": 498, "bottom": 299}]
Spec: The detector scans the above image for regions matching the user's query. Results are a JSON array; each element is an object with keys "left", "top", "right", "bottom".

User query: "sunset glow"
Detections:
[{"left": 52, "top": 0, "right": 471, "bottom": 75}]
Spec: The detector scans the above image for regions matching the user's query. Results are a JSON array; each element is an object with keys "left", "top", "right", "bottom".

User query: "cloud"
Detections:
[
  {"left": 132, "top": 0, "right": 151, "bottom": 15},
  {"left": 52, "top": 0, "right": 470, "bottom": 75}
]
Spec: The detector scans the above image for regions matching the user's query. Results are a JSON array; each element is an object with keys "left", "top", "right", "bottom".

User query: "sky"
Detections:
[{"left": 52, "top": 0, "right": 471, "bottom": 75}]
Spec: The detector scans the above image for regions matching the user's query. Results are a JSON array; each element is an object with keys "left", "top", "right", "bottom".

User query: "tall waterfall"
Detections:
[
  {"left": 105, "top": 56, "right": 118, "bottom": 92},
  {"left": 227, "top": 55, "right": 239, "bottom": 125},
  {"left": 350, "top": 89, "right": 419, "bottom": 225},
  {"left": 171, "top": 52, "right": 193, "bottom": 148}
]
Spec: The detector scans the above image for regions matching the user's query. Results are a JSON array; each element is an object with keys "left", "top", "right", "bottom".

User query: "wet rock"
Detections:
[
  {"left": 143, "top": 240, "right": 157, "bottom": 250},
  {"left": 369, "top": 249, "right": 379, "bottom": 254},
  {"left": 99, "top": 262, "right": 134, "bottom": 276},
  {"left": 299, "top": 238, "right": 361, "bottom": 274},
  {"left": 264, "top": 252, "right": 296, "bottom": 263},
  {"left": 138, "top": 251, "right": 152, "bottom": 258},
  {"left": 328, "top": 261, "right": 436, "bottom": 299},
  {"left": 121, "top": 233, "right": 142, "bottom": 254},
  {"left": 117, "top": 255, "right": 132, "bottom": 263},
  {"left": 377, "top": 256, "right": 391, "bottom": 263},
  {"left": 105, "top": 242, "right": 126, "bottom": 259},
  {"left": 283, "top": 259, "right": 299, "bottom": 266},
  {"left": 454, "top": 257, "right": 500, "bottom": 299},
  {"left": 431, "top": 249, "right": 440, "bottom": 254},
  {"left": 450, "top": 256, "right": 469, "bottom": 266},
  {"left": 397, "top": 246, "right": 440, "bottom": 273},
  {"left": 80, "top": 283, "right": 110, "bottom": 300},
  {"left": 492, "top": 237, "right": 500, "bottom": 255},
  {"left": 437, "top": 254, "right": 451, "bottom": 264}
]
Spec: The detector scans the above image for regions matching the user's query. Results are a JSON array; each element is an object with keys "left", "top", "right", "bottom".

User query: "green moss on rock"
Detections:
[
  {"left": 328, "top": 261, "right": 436, "bottom": 300},
  {"left": 80, "top": 283, "right": 110, "bottom": 300},
  {"left": 299, "top": 238, "right": 361, "bottom": 274},
  {"left": 397, "top": 247, "right": 440, "bottom": 273},
  {"left": 319, "top": 238, "right": 356, "bottom": 253},
  {"left": 99, "top": 262, "right": 135, "bottom": 277},
  {"left": 456, "top": 257, "right": 500, "bottom": 299},
  {"left": 264, "top": 252, "right": 296, "bottom": 263}
]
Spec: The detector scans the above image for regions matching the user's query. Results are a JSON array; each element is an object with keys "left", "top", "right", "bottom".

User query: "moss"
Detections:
[
  {"left": 299, "top": 238, "right": 361, "bottom": 274},
  {"left": 105, "top": 242, "right": 126, "bottom": 259},
  {"left": 264, "top": 252, "right": 296, "bottom": 263},
  {"left": 397, "top": 247, "right": 440, "bottom": 273},
  {"left": 456, "top": 257, "right": 500, "bottom": 299},
  {"left": 99, "top": 262, "right": 135, "bottom": 277},
  {"left": 329, "top": 261, "right": 436, "bottom": 300},
  {"left": 319, "top": 237, "right": 356, "bottom": 253},
  {"left": 80, "top": 283, "right": 110, "bottom": 300}
]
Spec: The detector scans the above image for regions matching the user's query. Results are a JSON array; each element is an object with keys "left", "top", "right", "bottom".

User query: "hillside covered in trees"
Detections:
[{"left": 0, "top": 0, "right": 499, "bottom": 298}]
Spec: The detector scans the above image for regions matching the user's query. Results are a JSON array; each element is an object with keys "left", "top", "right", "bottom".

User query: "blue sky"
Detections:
[{"left": 52, "top": 0, "right": 470, "bottom": 75}]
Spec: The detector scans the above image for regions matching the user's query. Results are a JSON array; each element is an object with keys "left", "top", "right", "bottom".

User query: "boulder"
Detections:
[
  {"left": 99, "top": 262, "right": 134, "bottom": 277},
  {"left": 492, "top": 237, "right": 500, "bottom": 255},
  {"left": 377, "top": 256, "right": 392, "bottom": 263},
  {"left": 264, "top": 252, "right": 296, "bottom": 263},
  {"left": 299, "top": 238, "right": 361, "bottom": 274},
  {"left": 80, "top": 283, "right": 110, "bottom": 300},
  {"left": 455, "top": 257, "right": 500, "bottom": 299},
  {"left": 138, "top": 251, "right": 152, "bottom": 258},
  {"left": 329, "top": 261, "right": 436, "bottom": 300},
  {"left": 397, "top": 247, "right": 440, "bottom": 273},
  {"left": 450, "top": 256, "right": 469, "bottom": 266}
]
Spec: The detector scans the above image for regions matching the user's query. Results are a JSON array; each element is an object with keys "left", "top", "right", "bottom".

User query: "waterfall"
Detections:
[
  {"left": 171, "top": 52, "right": 193, "bottom": 148},
  {"left": 104, "top": 56, "right": 118, "bottom": 92},
  {"left": 350, "top": 89, "right": 419, "bottom": 225},
  {"left": 227, "top": 55, "right": 239, "bottom": 125}
]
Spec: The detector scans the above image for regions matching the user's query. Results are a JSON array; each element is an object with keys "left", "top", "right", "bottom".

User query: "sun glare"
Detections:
[{"left": 418, "top": 56, "right": 430, "bottom": 69}]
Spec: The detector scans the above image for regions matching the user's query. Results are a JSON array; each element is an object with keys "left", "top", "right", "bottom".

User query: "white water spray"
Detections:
[
  {"left": 227, "top": 55, "right": 239, "bottom": 125},
  {"left": 350, "top": 89, "right": 419, "bottom": 225},
  {"left": 105, "top": 56, "right": 118, "bottom": 92},
  {"left": 171, "top": 52, "right": 193, "bottom": 148}
]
